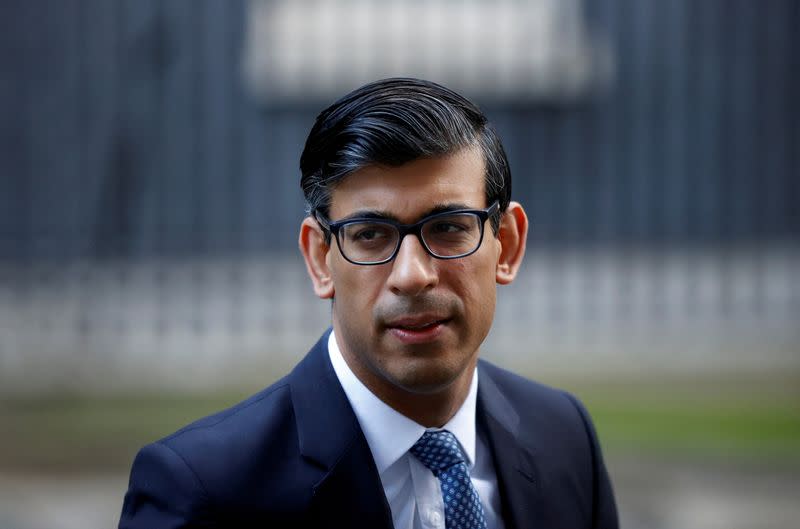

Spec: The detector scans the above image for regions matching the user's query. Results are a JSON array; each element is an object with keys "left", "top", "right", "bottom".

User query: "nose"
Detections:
[{"left": 386, "top": 233, "right": 439, "bottom": 296}]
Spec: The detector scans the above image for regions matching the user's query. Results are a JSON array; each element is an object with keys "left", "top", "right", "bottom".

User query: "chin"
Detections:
[{"left": 385, "top": 356, "right": 466, "bottom": 395}]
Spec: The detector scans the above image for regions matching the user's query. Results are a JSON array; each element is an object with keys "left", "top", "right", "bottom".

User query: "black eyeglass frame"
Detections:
[{"left": 314, "top": 201, "right": 500, "bottom": 265}]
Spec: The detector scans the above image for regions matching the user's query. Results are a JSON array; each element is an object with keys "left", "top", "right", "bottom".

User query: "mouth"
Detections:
[{"left": 385, "top": 315, "right": 451, "bottom": 345}]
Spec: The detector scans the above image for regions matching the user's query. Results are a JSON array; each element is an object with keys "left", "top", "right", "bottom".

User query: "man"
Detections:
[{"left": 119, "top": 78, "right": 618, "bottom": 529}]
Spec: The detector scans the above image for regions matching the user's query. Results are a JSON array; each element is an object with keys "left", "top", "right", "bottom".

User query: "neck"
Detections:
[
  {"left": 337, "top": 340, "right": 476, "bottom": 428},
  {"left": 376, "top": 368, "right": 475, "bottom": 427}
]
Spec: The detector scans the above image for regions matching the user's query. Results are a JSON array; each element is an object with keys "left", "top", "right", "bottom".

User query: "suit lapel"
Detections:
[
  {"left": 289, "top": 333, "right": 550, "bottom": 528},
  {"left": 289, "top": 330, "right": 394, "bottom": 528},
  {"left": 308, "top": 440, "right": 393, "bottom": 528},
  {"left": 477, "top": 363, "right": 545, "bottom": 529}
]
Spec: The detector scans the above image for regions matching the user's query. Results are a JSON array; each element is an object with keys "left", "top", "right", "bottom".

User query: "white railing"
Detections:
[{"left": 1, "top": 245, "right": 797, "bottom": 393}]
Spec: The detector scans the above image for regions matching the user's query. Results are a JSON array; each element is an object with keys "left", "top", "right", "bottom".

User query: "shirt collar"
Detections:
[{"left": 328, "top": 330, "right": 478, "bottom": 475}]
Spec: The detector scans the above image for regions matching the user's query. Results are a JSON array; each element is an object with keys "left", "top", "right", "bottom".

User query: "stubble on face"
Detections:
[{"left": 327, "top": 148, "right": 499, "bottom": 422}]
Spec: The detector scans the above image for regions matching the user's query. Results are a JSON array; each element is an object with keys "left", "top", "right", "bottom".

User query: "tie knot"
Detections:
[{"left": 410, "top": 430, "right": 466, "bottom": 476}]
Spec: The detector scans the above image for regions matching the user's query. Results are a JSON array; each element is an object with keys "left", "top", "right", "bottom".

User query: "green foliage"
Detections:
[
  {"left": 0, "top": 392, "right": 251, "bottom": 473},
  {"left": 565, "top": 374, "right": 800, "bottom": 465},
  {"left": 1, "top": 374, "right": 798, "bottom": 472}
]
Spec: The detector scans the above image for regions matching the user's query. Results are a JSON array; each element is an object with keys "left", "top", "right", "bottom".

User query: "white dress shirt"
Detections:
[{"left": 328, "top": 331, "right": 506, "bottom": 529}]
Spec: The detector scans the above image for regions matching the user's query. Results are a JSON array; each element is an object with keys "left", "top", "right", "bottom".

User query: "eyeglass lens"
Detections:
[{"left": 338, "top": 213, "right": 483, "bottom": 263}]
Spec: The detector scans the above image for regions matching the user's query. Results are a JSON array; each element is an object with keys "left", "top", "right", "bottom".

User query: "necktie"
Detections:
[{"left": 410, "top": 430, "right": 488, "bottom": 529}]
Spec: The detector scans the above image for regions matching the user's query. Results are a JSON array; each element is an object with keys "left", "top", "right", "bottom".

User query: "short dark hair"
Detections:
[{"left": 299, "top": 78, "right": 511, "bottom": 234}]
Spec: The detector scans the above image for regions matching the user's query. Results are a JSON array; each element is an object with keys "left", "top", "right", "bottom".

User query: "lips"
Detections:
[
  {"left": 386, "top": 315, "right": 450, "bottom": 330},
  {"left": 385, "top": 315, "right": 451, "bottom": 345},
  {"left": 397, "top": 321, "right": 440, "bottom": 330}
]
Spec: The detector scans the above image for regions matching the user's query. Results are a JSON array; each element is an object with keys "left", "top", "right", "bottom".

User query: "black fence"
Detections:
[{"left": 1, "top": 0, "right": 798, "bottom": 261}]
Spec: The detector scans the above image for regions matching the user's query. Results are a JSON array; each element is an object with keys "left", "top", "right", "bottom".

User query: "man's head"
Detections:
[
  {"left": 300, "top": 78, "right": 511, "bottom": 235},
  {"left": 298, "top": 78, "right": 528, "bottom": 414}
]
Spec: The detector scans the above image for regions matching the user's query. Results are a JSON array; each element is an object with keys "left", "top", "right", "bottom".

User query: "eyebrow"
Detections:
[{"left": 338, "top": 203, "right": 474, "bottom": 223}]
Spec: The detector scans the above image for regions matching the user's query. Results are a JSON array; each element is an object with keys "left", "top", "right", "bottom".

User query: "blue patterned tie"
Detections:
[{"left": 410, "top": 430, "right": 488, "bottom": 529}]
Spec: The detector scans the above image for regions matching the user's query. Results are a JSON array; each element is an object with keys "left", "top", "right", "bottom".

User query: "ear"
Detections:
[
  {"left": 495, "top": 201, "right": 528, "bottom": 285},
  {"left": 299, "top": 216, "right": 335, "bottom": 299}
]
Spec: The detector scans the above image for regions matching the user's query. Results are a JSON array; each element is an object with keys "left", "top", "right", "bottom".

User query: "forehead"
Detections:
[{"left": 329, "top": 147, "right": 486, "bottom": 221}]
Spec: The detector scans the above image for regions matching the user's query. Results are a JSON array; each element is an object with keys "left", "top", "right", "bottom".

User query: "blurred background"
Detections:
[{"left": 1, "top": 0, "right": 798, "bottom": 528}]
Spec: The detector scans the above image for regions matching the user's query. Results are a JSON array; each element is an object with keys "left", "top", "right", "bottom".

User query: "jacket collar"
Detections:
[
  {"left": 289, "top": 331, "right": 544, "bottom": 529},
  {"left": 477, "top": 360, "right": 544, "bottom": 529},
  {"left": 289, "top": 329, "right": 361, "bottom": 468},
  {"left": 289, "top": 329, "right": 394, "bottom": 528}
]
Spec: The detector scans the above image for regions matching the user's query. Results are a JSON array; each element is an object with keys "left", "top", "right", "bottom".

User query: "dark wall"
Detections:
[{"left": 1, "top": 0, "right": 797, "bottom": 261}]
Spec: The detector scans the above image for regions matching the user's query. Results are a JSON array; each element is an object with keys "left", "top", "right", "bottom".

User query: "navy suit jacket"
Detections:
[{"left": 120, "top": 331, "right": 618, "bottom": 528}]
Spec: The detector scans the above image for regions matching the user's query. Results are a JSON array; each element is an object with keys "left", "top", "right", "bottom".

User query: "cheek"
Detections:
[
  {"left": 446, "top": 257, "right": 497, "bottom": 321},
  {"left": 332, "top": 262, "right": 384, "bottom": 314}
]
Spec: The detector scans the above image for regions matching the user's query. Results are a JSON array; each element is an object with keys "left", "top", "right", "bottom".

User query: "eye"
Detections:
[
  {"left": 348, "top": 223, "right": 393, "bottom": 242},
  {"left": 429, "top": 220, "right": 468, "bottom": 234},
  {"left": 354, "top": 228, "right": 383, "bottom": 241}
]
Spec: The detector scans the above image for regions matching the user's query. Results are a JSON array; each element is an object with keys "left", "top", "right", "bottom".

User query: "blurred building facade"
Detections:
[{"left": 1, "top": 0, "right": 798, "bottom": 392}]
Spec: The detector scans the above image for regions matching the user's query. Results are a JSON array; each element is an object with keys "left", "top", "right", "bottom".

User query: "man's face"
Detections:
[{"left": 325, "top": 147, "right": 501, "bottom": 397}]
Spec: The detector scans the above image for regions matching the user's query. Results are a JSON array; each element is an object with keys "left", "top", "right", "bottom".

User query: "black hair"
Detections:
[{"left": 299, "top": 78, "right": 511, "bottom": 234}]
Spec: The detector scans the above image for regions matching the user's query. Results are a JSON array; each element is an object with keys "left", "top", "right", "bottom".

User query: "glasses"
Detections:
[{"left": 315, "top": 202, "right": 500, "bottom": 265}]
